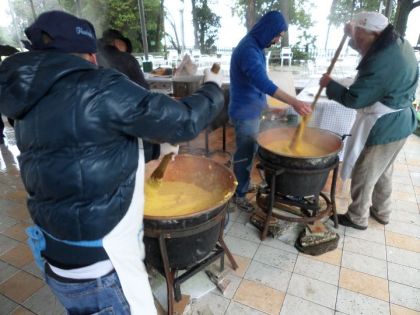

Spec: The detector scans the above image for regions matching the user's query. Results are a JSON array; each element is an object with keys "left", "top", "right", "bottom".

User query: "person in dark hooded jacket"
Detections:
[
  {"left": 97, "top": 29, "right": 150, "bottom": 89},
  {"left": 0, "top": 10, "right": 224, "bottom": 315},
  {"left": 229, "top": 11, "right": 311, "bottom": 212}
]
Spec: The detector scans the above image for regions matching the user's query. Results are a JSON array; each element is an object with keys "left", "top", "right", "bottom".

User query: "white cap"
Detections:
[{"left": 352, "top": 11, "right": 388, "bottom": 32}]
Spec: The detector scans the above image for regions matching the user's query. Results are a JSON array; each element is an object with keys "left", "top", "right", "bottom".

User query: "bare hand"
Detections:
[
  {"left": 319, "top": 73, "right": 332, "bottom": 88},
  {"left": 292, "top": 100, "right": 312, "bottom": 116}
]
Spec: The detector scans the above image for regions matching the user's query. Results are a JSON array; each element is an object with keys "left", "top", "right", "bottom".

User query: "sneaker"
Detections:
[
  {"left": 369, "top": 207, "right": 389, "bottom": 225},
  {"left": 234, "top": 196, "right": 255, "bottom": 213}
]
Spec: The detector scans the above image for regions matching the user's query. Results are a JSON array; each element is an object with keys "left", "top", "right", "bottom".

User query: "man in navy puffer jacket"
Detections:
[
  {"left": 0, "top": 11, "right": 224, "bottom": 315},
  {"left": 229, "top": 11, "right": 311, "bottom": 212}
]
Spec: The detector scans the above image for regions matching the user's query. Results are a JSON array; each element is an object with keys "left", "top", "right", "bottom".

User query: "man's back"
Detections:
[{"left": 0, "top": 50, "right": 224, "bottom": 245}]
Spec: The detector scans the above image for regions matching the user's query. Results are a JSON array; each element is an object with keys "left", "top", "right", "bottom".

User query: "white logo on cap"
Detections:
[{"left": 75, "top": 26, "right": 94, "bottom": 39}]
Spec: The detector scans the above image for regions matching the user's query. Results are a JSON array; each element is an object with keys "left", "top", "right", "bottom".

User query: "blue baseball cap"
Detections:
[{"left": 24, "top": 10, "right": 97, "bottom": 53}]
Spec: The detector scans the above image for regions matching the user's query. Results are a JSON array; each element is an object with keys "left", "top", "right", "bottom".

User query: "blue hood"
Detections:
[{"left": 250, "top": 11, "right": 288, "bottom": 49}]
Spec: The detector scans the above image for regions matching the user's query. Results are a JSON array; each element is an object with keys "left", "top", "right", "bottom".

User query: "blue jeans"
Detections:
[
  {"left": 45, "top": 266, "right": 130, "bottom": 315},
  {"left": 231, "top": 118, "right": 261, "bottom": 197}
]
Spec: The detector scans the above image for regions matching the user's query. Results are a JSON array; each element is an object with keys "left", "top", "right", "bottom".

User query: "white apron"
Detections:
[
  {"left": 341, "top": 101, "right": 403, "bottom": 180},
  {"left": 103, "top": 139, "right": 157, "bottom": 315}
]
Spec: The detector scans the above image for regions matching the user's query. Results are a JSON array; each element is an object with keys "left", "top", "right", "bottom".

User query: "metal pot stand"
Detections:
[{"left": 144, "top": 206, "right": 237, "bottom": 315}]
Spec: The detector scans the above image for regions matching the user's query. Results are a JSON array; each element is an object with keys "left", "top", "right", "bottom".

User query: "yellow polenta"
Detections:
[
  {"left": 266, "top": 139, "right": 329, "bottom": 157},
  {"left": 144, "top": 181, "right": 226, "bottom": 217}
]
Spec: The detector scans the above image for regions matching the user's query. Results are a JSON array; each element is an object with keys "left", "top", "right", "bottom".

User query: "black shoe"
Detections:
[
  {"left": 234, "top": 197, "right": 255, "bottom": 213},
  {"left": 369, "top": 208, "right": 389, "bottom": 225},
  {"left": 332, "top": 214, "right": 367, "bottom": 230}
]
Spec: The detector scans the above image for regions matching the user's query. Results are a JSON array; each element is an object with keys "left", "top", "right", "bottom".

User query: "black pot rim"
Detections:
[{"left": 257, "top": 127, "right": 343, "bottom": 160}]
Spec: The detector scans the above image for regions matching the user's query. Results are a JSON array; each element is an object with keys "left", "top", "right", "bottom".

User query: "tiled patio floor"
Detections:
[{"left": 1, "top": 120, "right": 420, "bottom": 315}]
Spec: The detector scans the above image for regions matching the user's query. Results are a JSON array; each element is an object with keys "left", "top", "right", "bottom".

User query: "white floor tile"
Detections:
[
  {"left": 386, "top": 221, "right": 420, "bottom": 238},
  {"left": 287, "top": 273, "right": 337, "bottom": 309},
  {"left": 293, "top": 255, "right": 340, "bottom": 286},
  {"left": 389, "top": 281, "right": 420, "bottom": 312},
  {"left": 344, "top": 227, "right": 385, "bottom": 244},
  {"left": 190, "top": 292, "right": 230, "bottom": 315},
  {"left": 244, "top": 260, "right": 291, "bottom": 292},
  {"left": 390, "top": 209, "right": 420, "bottom": 225},
  {"left": 341, "top": 251, "right": 387, "bottom": 279},
  {"left": 253, "top": 245, "right": 297, "bottom": 272},
  {"left": 262, "top": 236, "right": 299, "bottom": 255},
  {"left": 280, "top": 294, "right": 334, "bottom": 315},
  {"left": 391, "top": 200, "right": 419, "bottom": 213},
  {"left": 336, "top": 288, "right": 389, "bottom": 315},
  {"left": 387, "top": 246, "right": 420, "bottom": 270},
  {"left": 343, "top": 236, "right": 386, "bottom": 260},
  {"left": 227, "top": 222, "right": 262, "bottom": 244},
  {"left": 388, "top": 262, "right": 420, "bottom": 289},
  {"left": 224, "top": 235, "right": 259, "bottom": 259},
  {"left": 225, "top": 301, "right": 267, "bottom": 315}
]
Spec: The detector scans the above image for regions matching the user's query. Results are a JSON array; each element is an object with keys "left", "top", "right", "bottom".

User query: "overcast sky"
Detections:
[
  {"left": 164, "top": 0, "right": 420, "bottom": 49},
  {"left": 1, "top": 0, "right": 419, "bottom": 49}
]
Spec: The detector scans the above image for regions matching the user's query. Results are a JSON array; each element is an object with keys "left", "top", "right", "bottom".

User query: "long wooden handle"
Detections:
[
  {"left": 289, "top": 33, "right": 348, "bottom": 151},
  {"left": 149, "top": 152, "right": 174, "bottom": 181},
  {"left": 310, "top": 33, "right": 348, "bottom": 111}
]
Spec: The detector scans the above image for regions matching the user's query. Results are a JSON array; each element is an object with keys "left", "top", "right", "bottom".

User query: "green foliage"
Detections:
[
  {"left": 327, "top": 0, "right": 397, "bottom": 27},
  {"left": 232, "top": 0, "right": 316, "bottom": 50},
  {"left": 192, "top": 0, "right": 221, "bottom": 54},
  {"left": 292, "top": 29, "right": 316, "bottom": 61},
  {"left": 233, "top": 0, "right": 314, "bottom": 29},
  {"left": 8, "top": 0, "right": 164, "bottom": 53}
]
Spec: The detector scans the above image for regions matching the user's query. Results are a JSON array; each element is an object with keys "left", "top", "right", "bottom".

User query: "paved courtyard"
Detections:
[{"left": 1, "top": 113, "right": 420, "bottom": 314}]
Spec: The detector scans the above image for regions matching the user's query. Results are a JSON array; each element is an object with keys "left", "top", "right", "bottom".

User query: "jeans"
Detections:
[
  {"left": 45, "top": 266, "right": 130, "bottom": 315},
  {"left": 231, "top": 118, "right": 261, "bottom": 197}
]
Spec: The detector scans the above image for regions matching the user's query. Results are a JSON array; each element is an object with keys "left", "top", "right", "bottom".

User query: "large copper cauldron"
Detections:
[
  {"left": 143, "top": 154, "right": 236, "bottom": 270},
  {"left": 257, "top": 127, "right": 343, "bottom": 196}
]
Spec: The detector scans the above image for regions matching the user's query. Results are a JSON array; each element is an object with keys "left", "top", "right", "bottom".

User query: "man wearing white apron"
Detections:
[
  {"left": 0, "top": 11, "right": 225, "bottom": 314},
  {"left": 320, "top": 12, "right": 418, "bottom": 230}
]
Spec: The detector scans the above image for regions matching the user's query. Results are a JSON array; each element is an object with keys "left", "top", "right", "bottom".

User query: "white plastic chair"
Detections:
[
  {"left": 266, "top": 51, "right": 271, "bottom": 70},
  {"left": 280, "top": 47, "right": 293, "bottom": 67}
]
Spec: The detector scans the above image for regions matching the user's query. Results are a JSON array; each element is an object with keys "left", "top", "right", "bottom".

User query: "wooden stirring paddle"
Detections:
[
  {"left": 147, "top": 152, "right": 174, "bottom": 186},
  {"left": 289, "top": 33, "right": 348, "bottom": 152},
  {"left": 147, "top": 63, "right": 221, "bottom": 187}
]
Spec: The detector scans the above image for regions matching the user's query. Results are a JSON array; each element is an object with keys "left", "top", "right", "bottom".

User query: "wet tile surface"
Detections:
[
  {"left": 287, "top": 273, "right": 337, "bottom": 309},
  {"left": 233, "top": 279, "right": 285, "bottom": 315},
  {"left": 336, "top": 288, "right": 390, "bottom": 315},
  {"left": 339, "top": 268, "right": 389, "bottom": 301},
  {"left": 2, "top": 121, "right": 420, "bottom": 314}
]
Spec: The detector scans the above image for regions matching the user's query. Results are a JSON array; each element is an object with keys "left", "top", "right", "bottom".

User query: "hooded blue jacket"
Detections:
[{"left": 229, "top": 11, "right": 288, "bottom": 120}]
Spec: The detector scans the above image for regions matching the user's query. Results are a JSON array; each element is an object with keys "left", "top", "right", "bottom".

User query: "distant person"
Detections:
[
  {"left": 229, "top": 10, "right": 311, "bottom": 212},
  {"left": 97, "top": 28, "right": 149, "bottom": 89},
  {"left": 0, "top": 44, "right": 18, "bottom": 144},
  {"left": 0, "top": 10, "right": 224, "bottom": 314},
  {"left": 320, "top": 12, "right": 418, "bottom": 230}
]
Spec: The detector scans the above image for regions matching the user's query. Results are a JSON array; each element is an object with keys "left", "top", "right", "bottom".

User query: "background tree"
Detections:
[
  {"left": 328, "top": 0, "right": 419, "bottom": 37},
  {"left": 7, "top": 0, "right": 165, "bottom": 53},
  {"left": 394, "top": 0, "right": 420, "bottom": 35},
  {"left": 165, "top": 11, "right": 182, "bottom": 53},
  {"left": 191, "top": 0, "right": 221, "bottom": 54},
  {"left": 327, "top": 0, "right": 398, "bottom": 27},
  {"left": 232, "top": 0, "right": 315, "bottom": 47}
]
